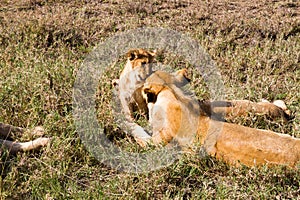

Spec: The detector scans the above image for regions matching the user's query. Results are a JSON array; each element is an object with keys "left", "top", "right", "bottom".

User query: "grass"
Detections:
[{"left": 0, "top": 0, "right": 299, "bottom": 199}]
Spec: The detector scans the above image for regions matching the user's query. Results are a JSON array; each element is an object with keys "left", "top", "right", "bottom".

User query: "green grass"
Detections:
[{"left": 0, "top": 0, "right": 299, "bottom": 199}]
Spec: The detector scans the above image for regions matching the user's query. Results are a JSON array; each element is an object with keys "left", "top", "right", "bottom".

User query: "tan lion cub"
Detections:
[
  {"left": 142, "top": 71, "right": 300, "bottom": 168},
  {"left": 117, "top": 49, "right": 156, "bottom": 146},
  {"left": 119, "top": 49, "right": 156, "bottom": 120}
]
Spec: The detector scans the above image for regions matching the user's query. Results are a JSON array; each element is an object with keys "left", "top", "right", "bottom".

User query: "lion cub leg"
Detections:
[
  {"left": 0, "top": 137, "right": 50, "bottom": 153},
  {"left": 0, "top": 123, "right": 50, "bottom": 153},
  {"left": 212, "top": 122, "right": 300, "bottom": 168},
  {"left": 206, "top": 100, "right": 290, "bottom": 121}
]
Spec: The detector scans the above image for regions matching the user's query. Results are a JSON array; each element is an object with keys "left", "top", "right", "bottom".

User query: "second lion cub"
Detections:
[{"left": 142, "top": 70, "right": 300, "bottom": 168}]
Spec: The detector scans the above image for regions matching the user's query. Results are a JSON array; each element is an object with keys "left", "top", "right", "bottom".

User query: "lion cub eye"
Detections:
[{"left": 141, "top": 61, "right": 147, "bottom": 65}]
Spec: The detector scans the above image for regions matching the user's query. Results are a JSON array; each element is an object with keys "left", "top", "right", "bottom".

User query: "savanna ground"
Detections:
[{"left": 0, "top": 0, "right": 299, "bottom": 199}]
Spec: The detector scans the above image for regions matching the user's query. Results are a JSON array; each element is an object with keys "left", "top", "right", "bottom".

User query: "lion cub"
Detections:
[
  {"left": 142, "top": 71, "right": 300, "bottom": 168},
  {"left": 117, "top": 49, "right": 157, "bottom": 145},
  {"left": 119, "top": 49, "right": 156, "bottom": 120}
]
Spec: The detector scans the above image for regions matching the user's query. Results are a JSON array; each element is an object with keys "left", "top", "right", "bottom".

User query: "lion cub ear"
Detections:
[
  {"left": 149, "top": 49, "right": 157, "bottom": 57},
  {"left": 174, "top": 68, "right": 189, "bottom": 81},
  {"left": 127, "top": 49, "right": 139, "bottom": 61},
  {"left": 142, "top": 87, "right": 157, "bottom": 104},
  {"left": 173, "top": 68, "right": 191, "bottom": 86},
  {"left": 142, "top": 84, "right": 164, "bottom": 103}
]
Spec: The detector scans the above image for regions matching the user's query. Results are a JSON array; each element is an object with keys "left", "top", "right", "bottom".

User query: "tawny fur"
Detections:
[
  {"left": 201, "top": 100, "right": 290, "bottom": 121},
  {"left": 142, "top": 71, "right": 299, "bottom": 168}
]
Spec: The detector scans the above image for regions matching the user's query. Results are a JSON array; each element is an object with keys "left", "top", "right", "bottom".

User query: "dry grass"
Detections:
[{"left": 0, "top": 0, "right": 299, "bottom": 199}]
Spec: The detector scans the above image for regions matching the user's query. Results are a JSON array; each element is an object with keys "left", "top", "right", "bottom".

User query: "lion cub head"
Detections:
[
  {"left": 126, "top": 49, "right": 156, "bottom": 69},
  {"left": 121, "top": 49, "right": 157, "bottom": 81},
  {"left": 142, "top": 69, "right": 191, "bottom": 104}
]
